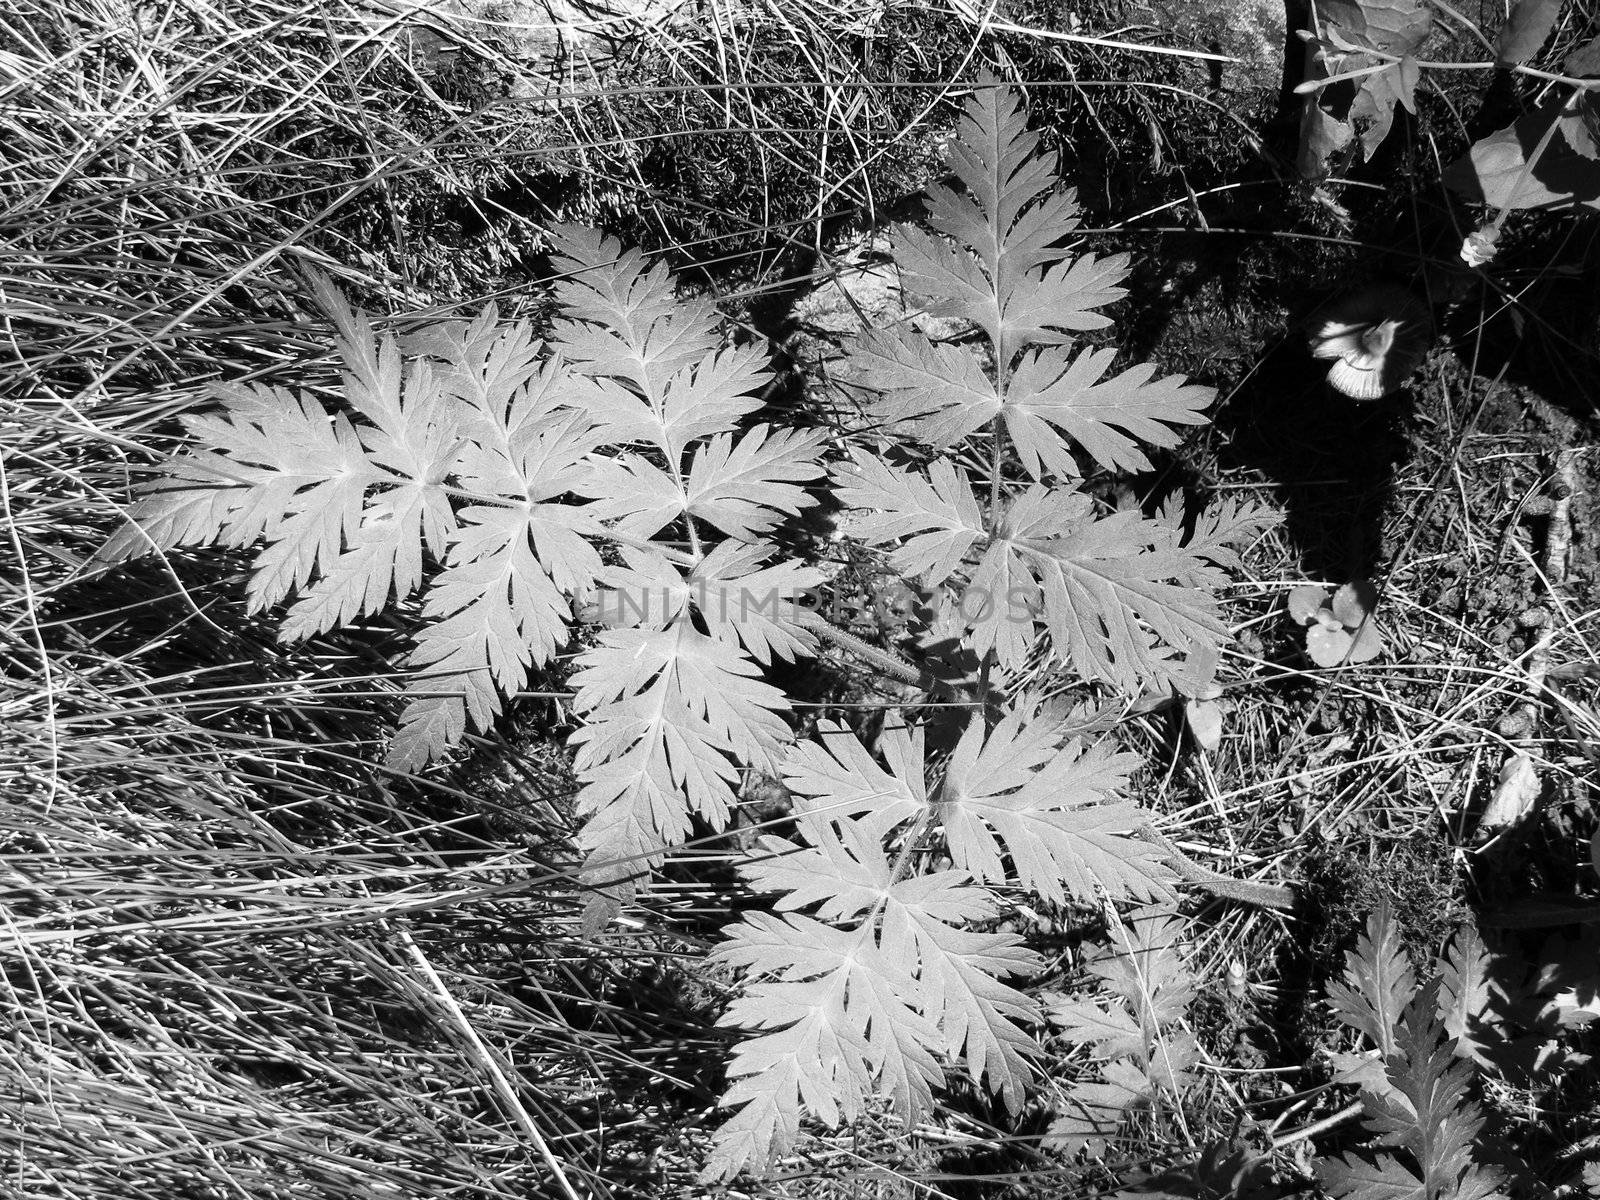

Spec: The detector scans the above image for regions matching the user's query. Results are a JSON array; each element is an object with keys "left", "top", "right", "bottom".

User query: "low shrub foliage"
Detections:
[{"left": 96, "top": 78, "right": 1588, "bottom": 1189}]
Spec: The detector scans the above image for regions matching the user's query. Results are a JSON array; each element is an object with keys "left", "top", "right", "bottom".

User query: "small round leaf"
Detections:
[
  {"left": 1306, "top": 624, "right": 1354, "bottom": 668},
  {"left": 1289, "top": 585, "right": 1331, "bottom": 625},
  {"left": 1345, "top": 620, "right": 1384, "bottom": 663},
  {"left": 1331, "top": 579, "right": 1378, "bottom": 627}
]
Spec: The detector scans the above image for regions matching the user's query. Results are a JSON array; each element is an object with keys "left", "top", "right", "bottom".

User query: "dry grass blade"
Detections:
[{"left": 1, "top": 1, "right": 727, "bottom": 1195}]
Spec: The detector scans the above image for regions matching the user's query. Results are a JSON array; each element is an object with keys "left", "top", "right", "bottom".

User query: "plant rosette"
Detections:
[{"left": 1288, "top": 580, "right": 1383, "bottom": 668}]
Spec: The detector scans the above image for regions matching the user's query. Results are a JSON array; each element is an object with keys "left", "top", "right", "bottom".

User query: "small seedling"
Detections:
[
  {"left": 1288, "top": 580, "right": 1383, "bottom": 668},
  {"left": 1176, "top": 642, "right": 1226, "bottom": 754}
]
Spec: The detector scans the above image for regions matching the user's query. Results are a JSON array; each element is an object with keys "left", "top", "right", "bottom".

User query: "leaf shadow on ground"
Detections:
[
  {"left": 1136, "top": 262, "right": 1413, "bottom": 586},
  {"left": 1100, "top": 206, "right": 1414, "bottom": 584},
  {"left": 1210, "top": 339, "right": 1412, "bottom": 583}
]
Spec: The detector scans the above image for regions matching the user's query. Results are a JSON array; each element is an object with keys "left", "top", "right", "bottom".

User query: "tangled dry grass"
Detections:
[{"left": 4, "top": 0, "right": 1599, "bottom": 1195}]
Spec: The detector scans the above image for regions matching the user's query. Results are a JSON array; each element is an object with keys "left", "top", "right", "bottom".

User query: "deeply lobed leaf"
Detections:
[
  {"left": 710, "top": 784, "right": 1045, "bottom": 1180},
  {"left": 1329, "top": 900, "right": 1417, "bottom": 1060},
  {"left": 936, "top": 711, "right": 1172, "bottom": 904},
  {"left": 1044, "top": 906, "right": 1199, "bottom": 1155}
]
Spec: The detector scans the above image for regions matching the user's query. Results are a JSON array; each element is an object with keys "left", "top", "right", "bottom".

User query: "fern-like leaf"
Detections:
[
  {"left": 971, "top": 488, "right": 1228, "bottom": 690},
  {"left": 579, "top": 425, "right": 824, "bottom": 541},
  {"left": 1002, "top": 345, "right": 1214, "bottom": 478},
  {"left": 833, "top": 81, "right": 1265, "bottom": 703},
  {"left": 850, "top": 326, "right": 1000, "bottom": 443},
  {"left": 836, "top": 474, "right": 1234, "bottom": 690},
  {"left": 98, "top": 224, "right": 825, "bottom": 815},
  {"left": 896, "top": 81, "right": 1124, "bottom": 362},
  {"left": 682, "top": 425, "right": 827, "bottom": 539},
  {"left": 1045, "top": 907, "right": 1200, "bottom": 1156},
  {"left": 780, "top": 719, "right": 929, "bottom": 842},
  {"left": 97, "top": 272, "right": 613, "bottom": 776},
  {"left": 1321, "top": 980, "right": 1509, "bottom": 1200},
  {"left": 568, "top": 641, "right": 793, "bottom": 894},
  {"left": 710, "top": 707, "right": 1192, "bottom": 1177},
  {"left": 936, "top": 710, "right": 1173, "bottom": 904},
  {"left": 387, "top": 379, "right": 603, "bottom": 770},
  {"left": 853, "top": 80, "right": 1209, "bottom": 477},
  {"left": 705, "top": 907, "right": 943, "bottom": 1182},
  {"left": 1329, "top": 901, "right": 1417, "bottom": 1061},
  {"left": 1437, "top": 923, "right": 1499, "bottom": 1070},
  {"left": 708, "top": 796, "right": 1042, "bottom": 1182},
  {"left": 832, "top": 453, "right": 988, "bottom": 584},
  {"left": 593, "top": 542, "right": 822, "bottom": 665},
  {"left": 94, "top": 384, "right": 383, "bottom": 600},
  {"left": 546, "top": 225, "right": 721, "bottom": 388},
  {"left": 534, "top": 227, "right": 828, "bottom": 904},
  {"left": 548, "top": 226, "right": 771, "bottom": 456}
]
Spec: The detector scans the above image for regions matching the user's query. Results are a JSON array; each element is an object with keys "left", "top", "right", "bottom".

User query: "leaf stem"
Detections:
[
  {"left": 791, "top": 610, "right": 924, "bottom": 687},
  {"left": 1295, "top": 40, "right": 1600, "bottom": 92},
  {"left": 1133, "top": 823, "right": 1297, "bottom": 911},
  {"left": 1487, "top": 87, "right": 1576, "bottom": 237}
]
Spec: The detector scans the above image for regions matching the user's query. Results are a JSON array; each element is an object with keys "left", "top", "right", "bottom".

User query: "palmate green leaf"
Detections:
[
  {"left": 540, "top": 224, "right": 833, "bottom": 920},
  {"left": 883, "top": 895, "right": 1040, "bottom": 1109},
  {"left": 710, "top": 707, "right": 1196, "bottom": 1177},
  {"left": 709, "top": 798, "right": 1043, "bottom": 1182},
  {"left": 895, "top": 81, "right": 1127, "bottom": 363},
  {"left": 1055, "top": 908, "right": 1197, "bottom": 1054},
  {"left": 268, "top": 290, "right": 465, "bottom": 641},
  {"left": 856, "top": 338, "right": 1211, "bottom": 479},
  {"left": 965, "top": 487, "right": 1228, "bottom": 691},
  {"left": 1090, "top": 907, "right": 1197, "bottom": 1039},
  {"left": 1050, "top": 1060, "right": 1159, "bottom": 1153},
  {"left": 1169, "top": 493, "right": 1277, "bottom": 585},
  {"left": 96, "top": 228, "right": 823, "bottom": 823},
  {"left": 831, "top": 453, "right": 987, "bottom": 584},
  {"left": 936, "top": 711, "right": 1172, "bottom": 904},
  {"left": 95, "top": 271, "right": 609, "bottom": 773},
  {"left": 563, "top": 344, "right": 776, "bottom": 458},
  {"left": 571, "top": 542, "right": 820, "bottom": 888},
  {"left": 683, "top": 543, "right": 822, "bottom": 666},
  {"left": 387, "top": 382, "right": 605, "bottom": 771},
  {"left": 386, "top": 500, "right": 572, "bottom": 771},
  {"left": 1051, "top": 1002, "right": 1145, "bottom": 1058},
  {"left": 548, "top": 225, "right": 772, "bottom": 457}
]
